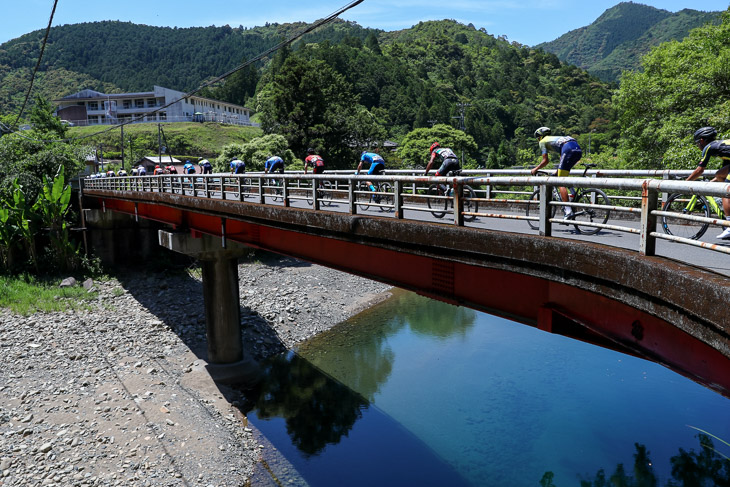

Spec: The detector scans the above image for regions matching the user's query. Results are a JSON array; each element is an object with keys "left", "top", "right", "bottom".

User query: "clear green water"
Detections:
[{"left": 242, "top": 290, "right": 730, "bottom": 486}]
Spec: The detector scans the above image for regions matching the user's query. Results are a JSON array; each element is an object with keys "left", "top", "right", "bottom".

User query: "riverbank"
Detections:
[{"left": 0, "top": 252, "right": 391, "bottom": 486}]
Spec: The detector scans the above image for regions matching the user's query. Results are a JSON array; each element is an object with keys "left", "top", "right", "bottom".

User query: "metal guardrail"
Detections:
[{"left": 82, "top": 172, "right": 730, "bottom": 258}]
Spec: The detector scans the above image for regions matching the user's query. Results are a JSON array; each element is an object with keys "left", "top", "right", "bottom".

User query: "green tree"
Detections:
[
  {"left": 29, "top": 95, "right": 67, "bottom": 139},
  {"left": 257, "top": 55, "right": 366, "bottom": 166},
  {"left": 215, "top": 134, "right": 298, "bottom": 172},
  {"left": 397, "top": 124, "right": 478, "bottom": 168},
  {"left": 614, "top": 10, "right": 730, "bottom": 169}
]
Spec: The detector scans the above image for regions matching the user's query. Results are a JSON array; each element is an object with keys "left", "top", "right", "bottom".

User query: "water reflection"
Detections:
[
  {"left": 241, "top": 351, "right": 368, "bottom": 456},
  {"left": 242, "top": 290, "right": 730, "bottom": 486},
  {"left": 540, "top": 433, "right": 730, "bottom": 487}
]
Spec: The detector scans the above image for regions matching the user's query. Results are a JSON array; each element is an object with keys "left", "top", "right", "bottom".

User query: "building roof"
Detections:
[{"left": 138, "top": 156, "right": 182, "bottom": 165}]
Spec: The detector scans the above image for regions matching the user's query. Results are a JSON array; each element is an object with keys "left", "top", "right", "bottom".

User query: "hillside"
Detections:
[
  {"left": 0, "top": 20, "right": 379, "bottom": 114},
  {"left": 1, "top": 18, "right": 616, "bottom": 167},
  {"left": 537, "top": 2, "right": 722, "bottom": 82}
]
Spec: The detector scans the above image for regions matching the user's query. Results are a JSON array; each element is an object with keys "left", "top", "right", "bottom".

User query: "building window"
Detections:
[
  {"left": 147, "top": 98, "right": 157, "bottom": 107},
  {"left": 159, "top": 112, "right": 167, "bottom": 120},
  {"left": 88, "top": 101, "right": 98, "bottom": 110},
  {"left": 135, "top": 99, "right": 145, "bottom": 109},
  {"left": 87, "top": 115, "right": 97, "bottom": 124},
  {"left": 123, "top": 100, "right": 131, "bottom": 109}
]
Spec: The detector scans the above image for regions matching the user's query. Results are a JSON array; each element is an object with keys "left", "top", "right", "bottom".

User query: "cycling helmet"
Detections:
[
  {"left": 693, "top": 126, "right": 717, "bottom": 142},
  {"left": 534, "top": 127, "right": 551, "bottom": 138},
  {"left": 307, "top": 148, "right": 315, "bottom": 154},
  {"left": 430, "top": 142, "right": 440, "bottom": 153}
]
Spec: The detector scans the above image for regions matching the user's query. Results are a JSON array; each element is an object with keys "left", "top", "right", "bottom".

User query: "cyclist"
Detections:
[
  {"left": 530, "top": 126, "right": 583, "bottom": 218},
  {"left": 357, "top": 151, "right": 386, "bottom": 203},
  {"left": 424, "top": 142, "right": 460, "bottom": 177},
  {"left": 687, "top": 126, "right": 730, "bottom": 239},
  {"left": 183, "top": 160, "right": 196, "bottom": 174},
  {"left": 199, "top": 159, "right": 213, "bottom": 174},
  {"left": 230, "top": 158, "right": 246, "bottom": 174},
  {"left": 117, "top": 169, "right": 128, "bottom": 177},
  {"left": 153, "top": 165, "right": 164, "bottom": 175},
  {"left": 137, "top": 165, "right": 147, "bottom": 176},
  {"left": 264, "top": 155, "right": 285, "bottom": 174},
  {"left": 304, "top": 148, "right": 324, "bottom": 175},
  {"left": 166, "top": 164, "right": 178, "bottom": 174},
  {"left": 131, "top": 167, "right": 139, "bottom": 176}
]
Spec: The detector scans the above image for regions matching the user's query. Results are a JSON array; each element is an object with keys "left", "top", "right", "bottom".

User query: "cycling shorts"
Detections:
[
  {"left": 269, "top": 161, "right": 285, "bottom": 173},
  {"left": 312, "top": 165, "right": 325, "bottom": 174},
  {"left": 367, "top": 162, "right": 385, "bottom": 176},
  {"left": 557, "top": 140, "right": 582, "bottom": 172},
  {"left": 435, "top": 159, "right": 461, "bottom": 177}
]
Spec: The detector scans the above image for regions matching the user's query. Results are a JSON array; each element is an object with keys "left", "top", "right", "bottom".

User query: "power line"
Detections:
[
  {"left": 5, "top": 0, "right": 365, "bottom": 144},
  {"left": 13, "top": 0, "right": 59, "bottom": 127}
]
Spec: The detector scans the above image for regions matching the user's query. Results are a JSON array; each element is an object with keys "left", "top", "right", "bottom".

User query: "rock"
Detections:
[
  {"left": 59, "top": 277, "right": 76, "bottom": 288},
  {"left": 82, "top": 278, "right": 95, "bottom": 291}
]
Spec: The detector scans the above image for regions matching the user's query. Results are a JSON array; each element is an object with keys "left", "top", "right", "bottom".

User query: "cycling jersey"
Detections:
[
  {"left": 265, "top": 156, "right": 285, "bottom": 173},
  {"left": 167, "top": 165, "right": 178, "bottom": 174},
  {"left": 433, "top": 147, "right": 458, "bottom": 162},
  {"left": 361, "top": 152, "right": 385, "bottom": 175},
  {"left": 699, "top": 139, "right": 730, "bottom": 167},
  {"left": 230, "top": 160, "right": 246, "bottom": 174},
  {"left": 183, "top": 163, "right": 196, "bottom": 174},
  {"left": 432, "top": 147, "right": 460, "bottom": 176},
  {"left": 199, "top": 160, "right": 212, "bottom": 174},
  {"left": 305, "top": 154, "right": 325, "bottom": 174},
  {"left": 137, "top": 166, "right": 147, "bottom": 176},
  {"left": 539, "top": 135, "right": 582, "bottom": 172}
]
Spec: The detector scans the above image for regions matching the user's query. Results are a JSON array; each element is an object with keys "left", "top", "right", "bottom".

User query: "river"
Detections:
[{"left": 241, "top": 289, "right": 730, "bottom": 486}]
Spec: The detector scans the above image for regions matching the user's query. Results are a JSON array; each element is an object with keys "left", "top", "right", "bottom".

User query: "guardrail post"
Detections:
[
  {"left": 453, "top": 181, "right": 464, "bottom": 226},
  {"left": 258, "top": 177, "right": 265, "bottom": 204},
  {"left": 283, "top": 178, "right": 290, "bottom": 207},
  {"left": 539, "top": 184, "right": 552, "bottom": 236},
  {"left": 313, "top": 179, "right": 320, "bottom": 211},
  {"left": 349, "top": 178, "right": 357, "bottom": 215},
  {"left": 485, "top": 173, "right": 492, "bottom": 200},
  {"left": 640, "top": 182, "right": 658, "bottom": 256},
  {"left": 238, "top": 177, "right": 243, "bottom": 202},
  {"left": 394, "top": 180, "right": 403, "bottom": 219}
]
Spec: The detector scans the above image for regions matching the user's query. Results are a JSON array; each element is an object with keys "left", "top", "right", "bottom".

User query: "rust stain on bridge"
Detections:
[{"left": 84, "top": 189, "right": 730, "bottom": 397}]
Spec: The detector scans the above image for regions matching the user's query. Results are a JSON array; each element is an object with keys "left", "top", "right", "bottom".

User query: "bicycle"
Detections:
[
  {"left": 525, "top": 163, "right": 611, "bottom": 235},
  {"left": 356, "top": 181, "right": 394, "bottom": 212},
  {"left": 306, "top": 179, "right": 333, "bottom": 207},
  {"left": 266, "top": 176, "right": 284, "bottom": 202},
  {"left": 426, "top": 171, "right": 478, "bottom": 222},
  {"left": 661, "top": 192, "right": 725, "bottom": 240}
]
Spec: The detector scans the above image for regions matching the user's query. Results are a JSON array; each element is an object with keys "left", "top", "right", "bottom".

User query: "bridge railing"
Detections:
[{"left": 82, "top": 172, "right": 730, "bottom": 258}]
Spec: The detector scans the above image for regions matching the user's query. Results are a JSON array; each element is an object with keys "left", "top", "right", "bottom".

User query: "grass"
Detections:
[{"left": 0, "top": 274, "right": 99, "bottom": 316}]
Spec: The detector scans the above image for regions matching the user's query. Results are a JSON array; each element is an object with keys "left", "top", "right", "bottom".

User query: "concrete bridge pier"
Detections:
[{"left": 159, "top": 230, "right": 258, "bottom": 383}]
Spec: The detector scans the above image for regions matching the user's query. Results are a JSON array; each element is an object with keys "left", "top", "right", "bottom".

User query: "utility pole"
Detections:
[
  {"left": 128, "top": 136, "right": 134, "bottom": 169},
  {"left": 157, "top": 123, "right": 162, "bottom": 165},
  {"left": 452, "top": 102, "right": 471, "bottom": 165},
  {"left": 120, "top": 125, "right": 125, "bottom": 170},
  {"left": 427, "top": 119, "right": 439, "bottom": 128}
]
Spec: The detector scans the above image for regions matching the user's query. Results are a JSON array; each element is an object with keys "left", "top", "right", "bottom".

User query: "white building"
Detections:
[{"left": 54, "top": 86, "right": 254, "bottom": 127}]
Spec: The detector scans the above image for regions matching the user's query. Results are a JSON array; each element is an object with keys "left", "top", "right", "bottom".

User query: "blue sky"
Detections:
[{"left": 3, "top": 0, "right": 729, "bottom": 46}]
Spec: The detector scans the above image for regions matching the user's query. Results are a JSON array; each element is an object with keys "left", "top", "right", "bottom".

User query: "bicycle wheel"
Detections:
[
  {"left": 571, "top": 188, "right": 611, "bottom": 235},
  {"left": 357, "top": 181, "right": 371, "bottom": 211},
  {"left": 661, "top": 193, "right": 710, "bottom": 240},
  {"left": 320, "top": 180, "right": 333, "bottom": 207},
  {"left": 427, "top": 184, "right": 448, "bottom": 219},
  {"left": 525, "top": 189, "right": 556, "bottom": 230},
  {"left": 462, "top": 185, "right": 478, "bottom": 222},
  {"left": 378, "top": 182, "right": 394, "bottom": 212},
  {"left": 272, "top": 185, "right": 283, "bottom": 203}
]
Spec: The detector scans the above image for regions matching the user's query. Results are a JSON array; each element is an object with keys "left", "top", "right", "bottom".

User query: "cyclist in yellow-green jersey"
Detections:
[{"left": 687, "top": 126, "right": 730, "bottom": 239}]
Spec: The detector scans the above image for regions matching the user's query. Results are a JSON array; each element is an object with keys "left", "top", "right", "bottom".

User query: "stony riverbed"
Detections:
[{"left": 0, "top": 252, "right": 391, "bottom": 486}]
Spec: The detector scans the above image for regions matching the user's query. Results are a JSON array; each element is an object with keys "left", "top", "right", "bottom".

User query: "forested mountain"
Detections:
[
  {"left": 1, "top": 18, "right": 615, "bottom": 167},
  {"left": 0, "top": 20, "right": 377, "bottom": 113},
  {"left": 537, "top": 2, "right": 722, "bottom": 82}
]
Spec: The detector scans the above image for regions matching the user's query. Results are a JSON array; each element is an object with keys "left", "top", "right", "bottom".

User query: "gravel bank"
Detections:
[{"left": 0, "top": 251, "right": 391, "bottom": 486}]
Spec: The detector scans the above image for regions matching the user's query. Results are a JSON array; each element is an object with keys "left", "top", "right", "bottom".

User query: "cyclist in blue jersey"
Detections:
[
  {"left": 530, "top": 126, "right": 583, "bottom": 218},
  {"left": 356, "top": 151, "right": 386, "bottom": 203},
  {"left": 264, "top": 155, "right": 285, "bottom": 174},
  {"left": 230, "top": 158, "right": 246, "bottom": 174},
  {"left": 424, "top": 142, "right": 460, "bottom": 177},
  {"left": 183, "top": 160, "right": 196, "bottom": 174},
  {"left": 687, "top": 126, "right": 730, "bottom": 239},
  {"left": 137, "top": 165, "right": 147, "bottom": 176}
]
